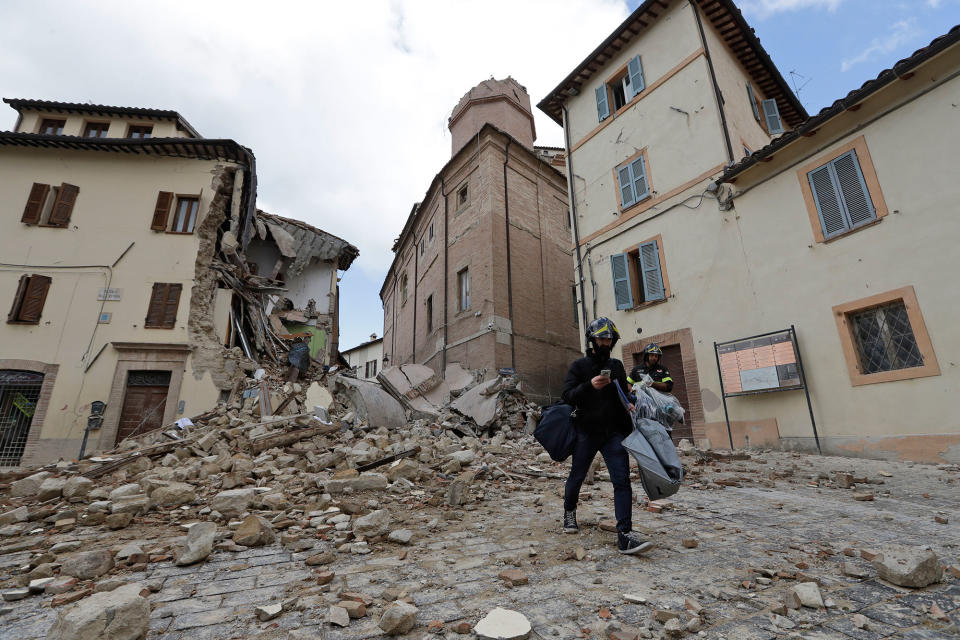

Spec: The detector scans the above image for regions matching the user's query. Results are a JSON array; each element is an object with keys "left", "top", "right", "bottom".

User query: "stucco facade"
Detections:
[
  {"left": 540, "top": 0, "right": 960, "bottom": 461},
  {"left": 342, "top": 337, "right": 384, "bottom": 380},
  {"left": 381, "top": 79, "right": 581, "bottom": 403}
]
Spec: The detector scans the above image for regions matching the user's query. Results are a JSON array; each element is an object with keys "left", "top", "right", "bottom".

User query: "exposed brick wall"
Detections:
[{"left": 382, "top": 127, "right": 580, "bottom": 402}]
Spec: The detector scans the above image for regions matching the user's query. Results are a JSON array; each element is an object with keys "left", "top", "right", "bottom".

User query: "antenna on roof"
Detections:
[{"left": 789, "top": 70, "right": 812, "bottom": 99}]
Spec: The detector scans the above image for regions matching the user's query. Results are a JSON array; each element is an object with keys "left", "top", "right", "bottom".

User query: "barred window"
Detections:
[{"left": 849, "top": 301, "right": 923, "bottom": 374}]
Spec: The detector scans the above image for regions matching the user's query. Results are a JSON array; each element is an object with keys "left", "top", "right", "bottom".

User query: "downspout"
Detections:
[
  {"left": 441, "top": 178, "right": 449, "bottom": 375},
  {"left": 692, "top": 1, "right": 736, "bottom": 166},
  {"left": 561, "top": 105, "right": 590, "bottom": 332},
  {"left": 412, "top": 236, "right": 418, "bottom": 363},
  {"left": 502, "top": 137, "right": 516, "bottom": 370}
]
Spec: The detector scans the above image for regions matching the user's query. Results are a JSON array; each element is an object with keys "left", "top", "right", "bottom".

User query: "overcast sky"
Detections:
[{"left": 3, "top": 0, "right": 958, "bottom": 351}]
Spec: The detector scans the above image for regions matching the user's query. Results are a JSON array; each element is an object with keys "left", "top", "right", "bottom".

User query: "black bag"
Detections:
[{"left": 534, "top": 403, "right": 576, "bottom": 462}]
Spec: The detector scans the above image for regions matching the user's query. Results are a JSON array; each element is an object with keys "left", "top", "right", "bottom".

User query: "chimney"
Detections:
[
  {"left": 370, "top": 333, "right": 377, "bottom": 341},
  {"left": 448, "top": 77, "right": 536, "bottom": 156}
]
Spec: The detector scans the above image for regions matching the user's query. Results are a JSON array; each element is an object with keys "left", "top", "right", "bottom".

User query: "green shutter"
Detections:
[
  {"left": 617, "top": 164, "right": 635, "bottom": 208},
  {"left": 595, "top": 86, "right": 610, "bottom": 122},
  {"left": 630, "top": 156, "right": 649, "bottom": 201},
  {"left": 831, "top": 150, "right": 876, "bottom": 227},
  {"left": 808, "top": 164, "right": 848, "bottom": 237},
  {"left": 638, "top": 240, "right": 665, "bottom": 302},
  {"left": 762, "top": 99, "right": 784, "bottom": 134},
  {"left": 628, "top": 55, "right": 645, "bottom": 97},
  {"left": 610, "top": 253, "right": 634, "bottom": 310}
]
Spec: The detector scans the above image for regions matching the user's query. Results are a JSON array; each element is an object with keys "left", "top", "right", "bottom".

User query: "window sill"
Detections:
[
  {"left": 625, "top": 298, "right": 668, "bottom": 312},
  {"left": 143, "top": 325, "right": 176, "bottom": 330},
  {"left": 165, "top": 231, "right": 196, "bottom": 235},
  {"left": 6, "top": 320, "right": 40, "bottom": 325},
  {"left": 618, "top": 194, "right": 653, "bottom": 216},
  {"left": 820, "top": 218, "right": 882, "bottom": 244},
  {"left": 848, "top": 364, "right": 940, "bottom": 387}
]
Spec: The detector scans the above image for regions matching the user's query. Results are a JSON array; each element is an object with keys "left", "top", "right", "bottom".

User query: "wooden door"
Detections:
[{"left": 116, "top": 372, "right": 170, "bottom": 444}]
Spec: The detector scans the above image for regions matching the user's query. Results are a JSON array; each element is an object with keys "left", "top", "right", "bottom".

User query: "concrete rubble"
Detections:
[{"left": 0, "top": 362, "right": 958, "bottom": 638}]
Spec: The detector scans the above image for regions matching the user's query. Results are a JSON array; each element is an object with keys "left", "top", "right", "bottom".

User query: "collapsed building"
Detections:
[{"left": 0, "top": 98, "right": 357, "bottom": 468}]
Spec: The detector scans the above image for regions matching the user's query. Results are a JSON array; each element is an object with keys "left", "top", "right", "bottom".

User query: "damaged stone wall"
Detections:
[{"left": 187, "top": 165, "right": 249, "bottom": 390}]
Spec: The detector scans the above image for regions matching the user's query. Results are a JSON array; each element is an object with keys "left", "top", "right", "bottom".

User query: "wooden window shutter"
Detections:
[
  {"left": 145, "top": 283, "right": 169, "bottom": 327},
  {"left": 595, "top": 86, "right": 610, "bottom": 122},
  {"left": 21, "top": 183, "right": 50, "bottom": 224},
  {"left": 630, "top": 156, "right": 649, "bottom": 201},
  {"left": 628, "top": 55, "right": 645, "bottom": 97},
  {"left": 16, "top": 275, "right": 52, "bottom": 323},
  {"left": 638, "top": 240, "right": 665, "bottom": 302},
  {"left": 761, "top": 99, "right": 784, "bottom": 134},
  {"left": 152, "top": 191, "right": 174, "bottom": 231},
  {"left": 161, "top": 283, "right": 182, "bottom": 328},
  {"left": 808, "top": 164, "right": 848, "bottom": 237},
  {"left": 48, "top": 183, "right": 79, "bottom": 227},
  {"left": 831, "top": 151, "right": 876, "bottom": 227},
  {"left": 610, "top": 253, "right": 634, "bottom": 310},
  {"left": 747, "top": 83, "right": 760, "bottom": 121},
  {"left": 617, "top": 164, "right": 635, "bottom": 208},
  {"left": 7, "top": 275, "right": 30, "bottom": 323}
]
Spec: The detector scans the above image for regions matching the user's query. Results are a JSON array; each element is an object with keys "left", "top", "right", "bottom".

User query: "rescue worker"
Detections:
[
  {"left": 628, "top": 343, "right": 673, "bottom": 393},
  {"left": 561, "top": 317, "right": 653, "bottom": 555}
]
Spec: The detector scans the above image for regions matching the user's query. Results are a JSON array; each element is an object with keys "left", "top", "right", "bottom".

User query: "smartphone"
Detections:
[{"left": 600, "top": 369, "right": 611, "bottom": 378}]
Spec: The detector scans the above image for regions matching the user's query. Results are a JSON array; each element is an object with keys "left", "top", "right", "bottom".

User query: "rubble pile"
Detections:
[{"left": 0, "top": 364, "right": 544, "bottom": 636}]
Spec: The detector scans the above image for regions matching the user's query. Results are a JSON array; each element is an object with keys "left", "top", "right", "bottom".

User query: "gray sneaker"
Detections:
[
  {"left": 618, "top": 531, "right": 653, "bottom": 554},
  {"left": 563, "top": 510, "right": 579, "bottom": 534}
]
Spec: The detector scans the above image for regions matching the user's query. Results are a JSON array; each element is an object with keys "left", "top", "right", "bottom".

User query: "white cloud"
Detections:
[
  {"left": 0, "top": 0, "right": 628, "bottom": 346},
  {"left": 840, "top": 18, "right": 923, "bottom": 72},
  {"left": 738, "top": 0, "right": 845, "bottom": 19}
]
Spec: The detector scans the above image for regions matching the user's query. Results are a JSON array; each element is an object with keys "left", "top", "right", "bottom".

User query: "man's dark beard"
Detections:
[{"left": 591, "top": 344, "right": 611, "bottom": 361}]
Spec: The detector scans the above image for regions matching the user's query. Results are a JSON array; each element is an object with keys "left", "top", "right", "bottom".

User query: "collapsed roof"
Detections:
[{"left": 256, "top": 210, "right": 359, "bottom": 273}]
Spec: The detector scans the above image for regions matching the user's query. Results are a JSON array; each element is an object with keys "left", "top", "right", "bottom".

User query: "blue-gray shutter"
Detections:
[
  {"left": 762, "top": 99, "right": 784, "bottom": 134},
  {"left": 808, "top": 164, "right": 848, "bottom": 237},
  {"left": 628, "top": 55, "right": 645, "bottom": 98},
  {"left": 831, "top": 150, "right": 876, "bottom": 227},
  {"left": 596, "top": 86, "right": 610, "bottom": 122},
  {"left": 610, "top": 253, "right": 634, "bottom": 310},
  {"left": 638, "top": 240, "right": 665, "bottom": 302},
  {"left": 747, "top": 83, "right": 760, "bottom": 121},
  {"left": 630, "top": 156, "right": 649, "bottom": 201},
  {"left": 618, "top": 164, "right": 636, "bottom": 208}
]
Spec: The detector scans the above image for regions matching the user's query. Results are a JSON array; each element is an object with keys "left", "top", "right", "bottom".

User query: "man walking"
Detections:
[{"left": 561, "top": 317, "right": 652, "bottom": 554}]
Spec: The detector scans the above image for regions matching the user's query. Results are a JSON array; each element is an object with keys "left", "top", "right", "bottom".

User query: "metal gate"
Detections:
[{"left": 0, "top": 370, "right": 44, "bottom": 467}]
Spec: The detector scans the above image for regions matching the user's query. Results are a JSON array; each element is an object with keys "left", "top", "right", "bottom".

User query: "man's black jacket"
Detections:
[{"left": 561, "top": 351, "right": 633, "bottom": 438}]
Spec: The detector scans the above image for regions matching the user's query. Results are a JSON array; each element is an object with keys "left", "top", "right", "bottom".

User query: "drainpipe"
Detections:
[
  {"left": 441, "top": 177, "right": 449, "bottom": 375},
  {"left": 692, "top": 1, "right": 736, "bottom": 166},
  {"left": 502, "top": 137, "right": 516, "bottom": 370},
  {"left": 561, "top": 105, "right": 590, "bottom": 333},
  {"left": 412, "top": 231, "right": 418, "bottom": 363}
]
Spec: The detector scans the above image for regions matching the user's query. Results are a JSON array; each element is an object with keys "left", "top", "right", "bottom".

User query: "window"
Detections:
[
  {"left": 798, "top": 137, "right": 887, "bottom": 243},
  {"left": 400, "top": 273, "right": 408, "bottom": 304},
  {"left": 742, "top": 143, "right": 752, "bottom": 158},
  {"left": 20, "top": 182, "right": 79, "bottom": 228},
  {"left": 746, "top": 82, "right": 784, "bottom": 135},
  {"left": 833, "top": 286, "right": 939, "bottom": 386},
  {"left": 457, "top": 183, "right": 469, "bottom": 209},
  {"left": 127, "top": 125, "right": 153, "bottom": 139},
  {"left": 566, "top": 209, "right": 571, "bottom": 229},
  {"left": 144, "top": 283, "right": 182, "bottom": 329},
  {"left": 457, "top": 268, "right": 470, "bottom": 312},
  {"left": 595, "top": 55, "right": 645, "bottom": 121},
  {"left": 39, "top": 119, "right": 65, "bottom": 135},
  {"left": 7, "top": 274, "right": 52, "bottom": 324},
  {"left": 365, "top": 360, "right": 378, "bottom": 378},
  {"left": 428, "top": 222, "right": 435, "bottom": 243},
  {"left": 615, "top": 152, "right": 650, "bottom": 210},
  {"left": 83, "top": 122, "right": 110, "bottom": 138},
  {"left": 610, "top": 235, "right": 668, "bottom": 310},
  {"left": 419, "top": 238, "right": 425, "bottom": 257},
  {"left": 426, "top": 295, "right": 433, "bottom": 333},
  {"left": 171, "top": 197, "right": 199, "bottom": 233}
]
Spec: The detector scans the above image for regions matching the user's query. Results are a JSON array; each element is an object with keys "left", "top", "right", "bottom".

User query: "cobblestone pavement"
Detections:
[{"left": 1, "top": 449, "right": 958, "bottom": 639}]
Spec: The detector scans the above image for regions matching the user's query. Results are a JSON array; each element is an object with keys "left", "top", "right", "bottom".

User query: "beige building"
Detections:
[
  {"left": 380, "top": 78, "right": 581, "bottom": 403},
  {"left": 341, "top": 335, "right": 384, "bottom": 380},
  {"left": 0, "top": 99, "right": 355, "bottom": 468},
  {"left": 539, "top": 1, "right": 960, "bottom": 462}
]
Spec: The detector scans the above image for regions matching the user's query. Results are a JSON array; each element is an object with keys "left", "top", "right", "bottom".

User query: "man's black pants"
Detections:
[{"left": 564, "top": 429, "right": 632, "bottom": 533}]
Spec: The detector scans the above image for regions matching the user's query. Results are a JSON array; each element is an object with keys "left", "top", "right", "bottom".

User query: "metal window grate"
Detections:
[
  {"left": 849, "top": 301, "right": 923, "bottom": 374},
  {"left": 0, "top": 370, "right": 44, "bottom": 467}
]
